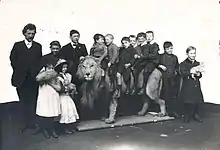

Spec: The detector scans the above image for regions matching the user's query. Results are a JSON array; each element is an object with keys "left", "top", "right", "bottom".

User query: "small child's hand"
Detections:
[
  {"left": 191, "top": 74, "right": 196, "bottom": 80},
  {"left": 64, "top": 80, "right": 69, "bottom": 86},
  {"left": 195, "top": 71, "right": 201, "bottom": 76}
]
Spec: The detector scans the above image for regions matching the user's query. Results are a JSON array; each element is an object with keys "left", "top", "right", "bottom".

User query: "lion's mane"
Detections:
[{"left": 76, "top": 56, "right": 104, "bottom": 109}]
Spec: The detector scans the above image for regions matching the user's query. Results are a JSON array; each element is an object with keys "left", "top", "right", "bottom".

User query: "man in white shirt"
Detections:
[{"left": 9, "top": 23, "right": 42, "bottom": 132}]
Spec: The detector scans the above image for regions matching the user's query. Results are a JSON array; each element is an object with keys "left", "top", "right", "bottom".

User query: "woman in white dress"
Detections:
[{"left": 54, "top": 59, "right": 79, "bottom": 134}]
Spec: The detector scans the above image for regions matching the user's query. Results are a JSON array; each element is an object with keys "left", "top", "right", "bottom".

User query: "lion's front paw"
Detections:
[{"left": 105, "top": 118, "right": 115, "bottom": 124}]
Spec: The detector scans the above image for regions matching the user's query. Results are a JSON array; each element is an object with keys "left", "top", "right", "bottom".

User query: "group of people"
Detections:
[{"left": 9, "top": 23, "right": 204, "bottom": 139}]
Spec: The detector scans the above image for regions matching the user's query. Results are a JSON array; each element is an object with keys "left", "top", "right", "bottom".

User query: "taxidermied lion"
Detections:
[
  {"left": 77, "top": 56, "right": 166, "bottom": 124},
  {"left": 76, "top": 56, "right": 111, "bottom": 119}
]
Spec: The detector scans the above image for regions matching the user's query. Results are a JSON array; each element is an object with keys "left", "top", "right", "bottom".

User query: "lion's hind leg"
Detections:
[
  {"left": 154, "top": 97, "right": 166, "bottom": 117},
  {"left": 137, "top": 95, "right": 150, "bottom": 116},
  {"left": 105, "top": 97, "right": 118, "bottom": 124}
]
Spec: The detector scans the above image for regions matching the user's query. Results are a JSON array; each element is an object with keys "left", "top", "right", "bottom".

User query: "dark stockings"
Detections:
[
  {"left": 38, "top": 117, "right": 58, "bottom": 138},
  {"left": 184, "top": 103, "right": 202, "bottom": 123},
  {"left": 138, "top": 72, "right": 150, "bottom": 95}
]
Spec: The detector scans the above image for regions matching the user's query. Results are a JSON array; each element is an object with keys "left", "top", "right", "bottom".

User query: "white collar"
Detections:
[
  {"left": 24, "top": 39, "right": 33, "bottom": 48},
  {"left": 71, "top": 42, "right": 78, "bottom": 48},
  {"left": 141, "top": 41, "right": 148, "bottom": 46},
  {"left": 141, "top": 40, "right": 154, "bottom": 46},
  {"left": 24, "top": 39, "right": 32, "bottom": 45},
  {"left": 149, "top": 40, "right": 155, "bottom": 44},
  {"left": 133, "top": 44, "right": 138, "bottom": 48}
]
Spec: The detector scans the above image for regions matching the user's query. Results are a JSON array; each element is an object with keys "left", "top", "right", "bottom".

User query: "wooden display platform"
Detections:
[{"left": 77, "top": 113, "right": 174, "bottom": 131}]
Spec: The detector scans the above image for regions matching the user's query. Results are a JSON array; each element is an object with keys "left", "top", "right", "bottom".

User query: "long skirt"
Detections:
[
  {"left": 36, "top": 84, "right": 61, "bottom": 117},
  {"left": 59, "top": 94, "right": 79, "bottom": 124}
]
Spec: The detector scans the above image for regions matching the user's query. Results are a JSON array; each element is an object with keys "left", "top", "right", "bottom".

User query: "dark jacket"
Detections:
[
  {"left": 107, "top": 43, "right": 119, "bottom": 65},
  {"left": 90, "top": 43, "right": 108, "bottom": 69},
  {"left": 40, "top": 53, "right": 59, "bottom": 68},
  {"left": 159, "top": 53, "right": 179, "bottom": 78},
  {"left": 179, "top": 58, "right": 204, "bottom": 104},
  {"left": 138, "top": 42, "right": 160, "bottom": 73},
  {"left": 141, "top": 42, "right": 159, "bottom": 63},
  {"left": 10, "top": 41, "right": 42, "bottom": 87},
  {"left": 90, "top": 43, "right": 107, "bottom": 58},
  {"left": 58, "top": 43, "right": 88, "bottom": 76},
  {"left": 117, "top": 46, "right": 137, "bottom": 80},
  {"left": 134, "top": 45, "right": 142, "bottom": 56}
]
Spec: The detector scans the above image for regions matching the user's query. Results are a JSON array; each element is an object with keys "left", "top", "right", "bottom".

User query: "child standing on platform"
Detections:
[
  {"left": 36, "top": 64, "right": 61, "bottom": 139},
  {"left": 179, "top": 46, "right": 204, "bottom": 123},
  {"left": 158, "top": 41, "right": 180, "bottom": 117},
  {"left": 55, "top": 59, "right": 79, "bottom": 134}
]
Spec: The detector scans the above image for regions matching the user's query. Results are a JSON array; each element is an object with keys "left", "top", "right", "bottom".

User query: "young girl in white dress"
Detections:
[
  {"left": 54, "top": 59, "right": 79, "bottom": 134},
  {"left": 36, "top": 63, "right": 61, "bottom": 139}
]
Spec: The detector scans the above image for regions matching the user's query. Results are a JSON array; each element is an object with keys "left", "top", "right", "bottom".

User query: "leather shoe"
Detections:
[
  {"left": 137, "top": 88, "right": 145, "bottom": 95},
  {"left": 125, "top": 89, "right": 130, "bottom": 95},
  {"left": 130, "top": 89, "right": 136, "bottom": 95},
  {"left": 19, "top": 124, "right": 38, "bottom": 133},
  {"left": 183, "top": 116, "right": 191, "bottom": 123},
  {"left": 43, "top": 129, "right": 50, "bottom": 139},
  {"left": 64, "top": 129, "right": 73, "bottom": 134},
  {"left": 51, "top": 130, "right": 59, "bottom": 138},
  {"left": 193, "top": 114, "right": 203, "bottom": 123}
]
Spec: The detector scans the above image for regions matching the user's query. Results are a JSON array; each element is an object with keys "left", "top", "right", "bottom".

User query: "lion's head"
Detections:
[{"left": 77, "top": 56, "right": 102, "bottom": 81}]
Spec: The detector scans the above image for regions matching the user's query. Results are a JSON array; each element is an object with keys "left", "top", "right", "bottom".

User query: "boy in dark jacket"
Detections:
[
  {"left": 137, "top": 31, "right": 160, "bottom": 95},
  {"left": 158, "top": 41, "right": 179, "bottom": 117},
  {"left": 179, "top": 46, "right": 204, "bottom": 123},
  {"left": 117, "top": 37, "right": 137, "bottom": 95}
]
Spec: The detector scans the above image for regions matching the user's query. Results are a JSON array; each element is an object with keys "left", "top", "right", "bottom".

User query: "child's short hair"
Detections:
[
  {"left": 93, "top": 33, "right": 105, "bottom": 43},
  {"left": 121, "top": 37, "right": 130, "bottom": 43},
  {"left": 129, "top": 35, "right": 136, "bottom": 39},
  {"left": 163, "top": 41, "right": 173, "bottom": 50},
  {"left": 137, "top": 32, "right": 146, "bottom": 39},
  {"left": 186, "top": 46, "right": 196, "bottom": 54},
  {"left": 50, "top": 40, "right": 61, "bottom": 48},
  {"left": 106, "top": 34, "right": 114, "bottom": 40},
  {"left": 146, "top": 30, "right": 154, "bottom": 36}
]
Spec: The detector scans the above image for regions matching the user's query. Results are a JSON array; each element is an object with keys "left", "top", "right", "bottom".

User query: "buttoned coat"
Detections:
[
  {"left": 179, "top": 58, "right": 204, "bottom": 104},
  {"left": 10, "top": 41, "right": 42, "bottom": 87}
]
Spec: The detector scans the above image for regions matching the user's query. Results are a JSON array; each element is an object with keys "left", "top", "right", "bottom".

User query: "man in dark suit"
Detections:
[
  {"left": 59, "top": 30, "right": 88, "bottom": 84},
  {"left": 9, "top": 23, "right": 42, "bottom": 132},
  {"left": 58, "top": 30, "right": 88, "bottom": 116}
]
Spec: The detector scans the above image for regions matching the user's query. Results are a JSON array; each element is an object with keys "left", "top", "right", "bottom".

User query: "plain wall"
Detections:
[{"left": 0, "top": 0, "right": 219, "bottom": 103}]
